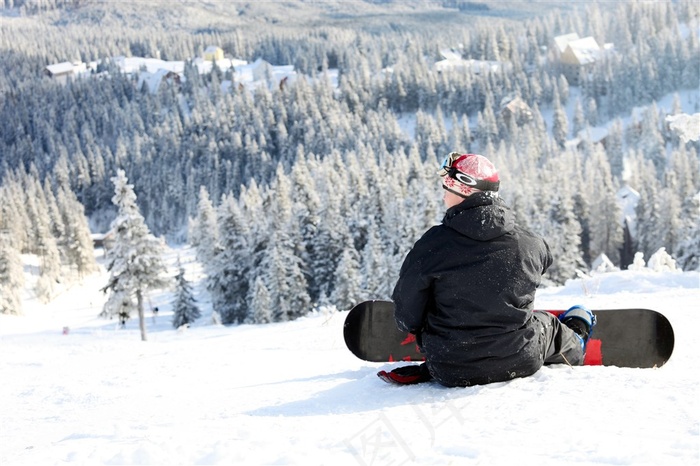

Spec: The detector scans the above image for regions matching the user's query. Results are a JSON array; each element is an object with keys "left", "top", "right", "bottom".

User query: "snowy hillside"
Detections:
[{"left": 0, "top": 246, "right": 698, "bottom": 465}]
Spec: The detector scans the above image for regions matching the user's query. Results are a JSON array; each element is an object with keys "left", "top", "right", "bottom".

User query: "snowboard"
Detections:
[{"left": 344, "top": 300, "right": 674, "bottom": 368}]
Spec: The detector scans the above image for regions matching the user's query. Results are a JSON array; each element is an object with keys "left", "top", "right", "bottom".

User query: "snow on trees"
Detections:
[
  {"left": 666, "top": 113, "right": 700, "bottom": 143},
  {"left": 647, "top": 247, "right": 680, "bottom": 272},
  {"left": 0, "top": 171, "right": 96, "bottom": 307},
  {"left": 0, "top": 0, "right": 698, "bottom": 325},
  {"left": 26, "top": 182, "right": 62, "bottom": 303},
  {"left": 171, "top": 260, "right": 201, "bottom": 329},
  {"left": 101, "top": 170, "right": 170, "bottom": 341},
  {"left": 55, "top": 186, "right": 97, "bottom": 278},
  {"left": 585, "top": 146, "right": 624, "bottom": 266},
  {"left": 331, "top": 246, "right": 363, "bottom": 311},
  {"left": 206, "top": 193, "right": 251, "bottom": 325},
  {"left": 190, "top": 186, "right": 219, "bottom": 268},
  {"left": 0, "top": 229, "right": 24, "bottom": 316},
  {"left": 551, "top": 91, "right": 569, "bottom": 149}
]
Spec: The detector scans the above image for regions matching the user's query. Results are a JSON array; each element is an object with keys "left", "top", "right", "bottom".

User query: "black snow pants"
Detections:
[{"left": 531, "top": 310, "right": 585, "bottom": 366}]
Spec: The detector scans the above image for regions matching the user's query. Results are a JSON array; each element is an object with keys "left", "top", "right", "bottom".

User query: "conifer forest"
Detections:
[{"left": 1, "top": 0, "right": 699, "bottom": 324}]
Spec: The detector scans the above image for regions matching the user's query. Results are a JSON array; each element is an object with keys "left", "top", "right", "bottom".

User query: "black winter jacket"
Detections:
[{"left": 392, "top": 192, "right": 553, "bottom": 387}]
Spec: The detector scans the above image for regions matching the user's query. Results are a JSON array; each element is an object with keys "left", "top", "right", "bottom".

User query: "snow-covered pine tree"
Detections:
[
  {"left": 207, "top": 192, "right": 250, "bottom": 324},
  {"left": 102, "top": 170, "right": 170, "bottom": 341},
  {"left": 585, "top": 146, "right": 624, "bottom": 266},
  {"left": 171, "top": 261, "right": 201, "bottom": 329},
  {"left": 0, "top": 226, "right": 24, "bottom": 315},
  {"left": 248, "top": 276, "right": 273, "bottom": 324},
  {"left": 459, "top": 114, "right": 473, "bottom": 154},
  {"left": 308, "top": 156, "right": 351, "bottom": 301},
  {"left": 551, "top": 90, "right": 569, "bottom": 149},
  {"left": 271, "top": 164, "right": 294, "bottom": 233},
  {"left": 558, "top": 75, "right": 570, "bottom": 105},
  {"left": 26, "top": 180, "right": 62, "bottom": 303},
  {"left": 669, "top": 144, "right": 700, "bottom": 202},
  {"left": 638, "top": 103, "right": 667, "bottom": 175},
  {"left": 539, "top": 154, "right": 585, "bottom": 283},
  {"left": 572, "top": 98, "right": 587, "bottom": 137},
  {"left": 249, "top": 165, "right": 311, "bottom": 321},
  {"left": 338, "top": 147, "right": 371, "bottom": 260},
  {"left": 256, "top": 226, "right": 311, "bottom": 322},
  {"left": 190, "top": 186, "right": 219, "bottom": 271},
  {"left": 633, "top": 157, "right": 665, "bottom": 259},
  {"left": 360, "top": 224, "right": 392, "bottom": 299},
  {"left": 476, "top": 93, "right": 499, "bottom": 148},
  {"left": 43, "top": 178, "right": 65, "bottom": 252},
  {"left": 658, "top": 173, "right": 684, "bottom": 256},
  {"left": 585, "top": 97, "right": 598, "bottom": 127},
  {"left": 674, "top": 192, "right": 700, "bottom": 271},
  {"left": 407, "top": 145, "right": 442, "bottom": 237},
  {"left": 606, "top": 119, "right": 625, "bottom": 180},
  {"left": 563, "top": 149, "right": 593, "bottom": 266},
  {"left": 56, "top": 186, "right": 97, "bottom": 278},
  {"left": 331, "top": 245, "right": 363, "bottom": 312},
  {"left": 1, "top": 176, "right": 30, "bottom": 253},
  {"left": 386, "top": 144, "right": 438, "bottom": 280},
  {"left": 290, "top": 151, "right": 323, "bottom": 303},
  {"left": 0, "top": 185, "right": 26, "bottom": 314},
  {"left": 448, "top": 112, "right": 463, "bottom": 156}
]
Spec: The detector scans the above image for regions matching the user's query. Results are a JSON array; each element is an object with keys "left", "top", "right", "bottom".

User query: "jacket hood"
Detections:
[{"left": 443, "top": 192, "right": 515, "bottom": 241}]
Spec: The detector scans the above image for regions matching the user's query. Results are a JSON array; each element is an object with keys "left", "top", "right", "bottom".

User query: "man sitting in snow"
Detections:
[{"left": 380, "top": 153, "right": 596, "bottom": 387}]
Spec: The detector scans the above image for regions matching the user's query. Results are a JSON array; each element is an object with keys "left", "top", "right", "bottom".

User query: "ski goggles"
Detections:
[
  {"left": 437, "top": 152, "right": 500, "bottom": 192},
  {"left": 437, "top": 152, "right": 464, "bottom": 177}
]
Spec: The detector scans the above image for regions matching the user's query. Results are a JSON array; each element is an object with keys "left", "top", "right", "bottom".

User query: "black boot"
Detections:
[
  {"left": 559, "top": 305, "right": 597, "bottom": 347},
  {"left": 561, "top": 317, "right": 590, "bottom": 342}
]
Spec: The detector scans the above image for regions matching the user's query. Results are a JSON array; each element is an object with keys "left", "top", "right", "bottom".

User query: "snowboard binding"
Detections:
[{"left": 559, "top": 305, "right": 597, "bottom": 348}]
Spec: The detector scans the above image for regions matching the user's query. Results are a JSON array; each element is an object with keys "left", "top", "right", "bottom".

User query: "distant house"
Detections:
[
  {"left": 112, "top": 56, "right": 184, "bottom": 75},
  {"left": 567, "top": 126, "right": 610, "bottom": 152},
  {"left": 137, "top": 69, "right": 182, "bottom": 94},
  {"left": 553, "top": 33, "right": 581, "bottom": 56},
  {"left": 500, "top": 96, "right": 533, "bottom": 126},
  {"left": 227, "top": 58, "right": 299, "bottom": 93},
  {"left": 43, "top": 49, "right": 314, "bottom": 100},
  {"left": 561, "top": 37, "right": 602, "bottom": 66},
  {"left": 192, "top": 56, "right": 246, "bottom": 78},
  {"left": 250, "top": 58, "right": 274, "bottom": 81},
  {"left": 437, "top": 60, "right": 509, "bottom": 75},
  {"left": 553, "top": 33, "right": 613, "bottom": 84},
  {"left": 204, "top": 46, "right": 224, "bottom": 62},
  {"left": 438, "top": 48, "right": 463, "bottom": 62},
  {"left": 576, "top": 126, "right": 609, "bottom": 149},
  {"left": 45, "top": 61, "right": 88, "bottom": 84}
]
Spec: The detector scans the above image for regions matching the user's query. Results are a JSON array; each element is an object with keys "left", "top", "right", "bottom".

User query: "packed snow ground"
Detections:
[{"left": 1, "top": 246, "right": 698, "bottom": 465}]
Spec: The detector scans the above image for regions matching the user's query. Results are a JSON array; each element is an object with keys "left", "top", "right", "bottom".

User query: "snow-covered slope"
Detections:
[{"left": 0, "top": 247, "right": 698, "bottom": 465}]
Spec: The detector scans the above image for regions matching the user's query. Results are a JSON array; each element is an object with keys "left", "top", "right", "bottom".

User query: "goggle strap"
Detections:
[{"left": 446, "top": 167, "right": 500, "bottom": 192}]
